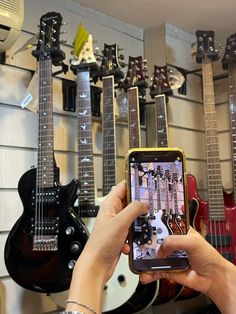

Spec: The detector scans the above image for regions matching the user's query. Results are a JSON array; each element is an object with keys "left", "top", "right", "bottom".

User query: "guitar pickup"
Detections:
[{"left": 206, "top": 234, "right": 232, "bottom": 247}]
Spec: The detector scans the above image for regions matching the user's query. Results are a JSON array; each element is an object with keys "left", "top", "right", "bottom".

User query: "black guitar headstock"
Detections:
[
  {"left": 195, "top": 30, "right": 219, "bottom": 64},
  {"left": 99, "top": 43, "right": 124, "bottom": 82},
  {"left": 150, "top": 65, "right": 172, "bottom": 98},
  {"left": 32, "top": 12, "right": 65, "bottom": 65},
  {"left": 123, "top": 56, "right": 148, "bottom": 95},
  {"left": 222, "top": 33, "right": 236, "bottom": 70}
]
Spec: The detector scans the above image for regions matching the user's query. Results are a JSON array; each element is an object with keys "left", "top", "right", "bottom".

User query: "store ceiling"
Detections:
[{"left": 74, "top": 0, "right": 236, "bottom": 40}]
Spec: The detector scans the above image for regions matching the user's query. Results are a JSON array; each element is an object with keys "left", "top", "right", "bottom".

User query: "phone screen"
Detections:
[{"left": 128, "top": 149, "right": 189, "bottom": 272}]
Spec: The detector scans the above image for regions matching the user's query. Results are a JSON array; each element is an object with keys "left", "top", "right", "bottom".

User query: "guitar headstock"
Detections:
[
  {"left": 147, "top": 162, "right": 155, "bottom": 175},
  {"left": 33, "top": 12, "right": 65, "bottom": 65},
  {"left": 70, "top": 23, "right": 99, "bottom": 77},
  {"left": 172, "top": 172, "right": 178, "bottom": 182},
  {"left": 195, "top": 30, "right": 219, "bottom": 64},
  {"left": 99, "top": 43, "right": 124, "bottom": 82},
  {"left": 123, "top": 56, "right": 148, "bottom": 94},
  {"left": 222, "top": 33, "right": 236, "bottom": 70},
  {"left": 150, "top": 65, "right": 172, "bottom": 98},
  {"left": 156, "top": 165, "right": 163, "bottom": 177}
]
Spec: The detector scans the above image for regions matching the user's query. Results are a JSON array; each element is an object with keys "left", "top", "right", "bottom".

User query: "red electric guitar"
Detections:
[
  {"left": 191, "top": 30, "right": 236, "bottom": 265},
  {"left": 222, "top": 33, "right": 236, "bottom": 207},
  {"left": 148, "top": 66, "right": 185, "bottom": 304}
]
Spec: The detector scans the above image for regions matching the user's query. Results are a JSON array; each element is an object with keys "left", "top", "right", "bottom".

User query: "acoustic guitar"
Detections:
[{"left": 4, "top": 12, "right": 89, "bottom": 293}]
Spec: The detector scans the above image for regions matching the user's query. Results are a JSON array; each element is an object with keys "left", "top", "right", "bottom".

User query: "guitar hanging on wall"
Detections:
[
  {"left": 222, "top": 33, "right": 236, "bottom": 207},
  {"left": 192, "top": 30, "right": 236, "bottom": 264},
  {"left": 99, "top": 43, "right": 124, "bottom": 196},
  {"left": 50, "top": 25, "right": 100, "bottom": 308},
  {"left": 116, "top": 58, "right": 160, "bottom": 313},
  {"left": 148, "top": 66, "right": 185, "bottom": 304},
  {"left": 4, "top": 12, "right": 89, "bottom": 293}
]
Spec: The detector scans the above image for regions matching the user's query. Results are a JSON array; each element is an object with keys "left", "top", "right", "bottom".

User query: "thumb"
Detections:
[{"left": 115, "top": 200, "right": 148, "bottom": 229}]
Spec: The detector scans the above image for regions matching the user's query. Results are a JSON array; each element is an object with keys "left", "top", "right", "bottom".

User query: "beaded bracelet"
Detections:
[{"left": 65, "top": 300, "right": 98, "bottom": 314}]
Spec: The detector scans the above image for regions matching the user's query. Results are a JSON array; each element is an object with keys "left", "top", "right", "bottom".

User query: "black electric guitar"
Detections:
[{"left": 4, "top": 12, "right": 88, "bottom": 293}]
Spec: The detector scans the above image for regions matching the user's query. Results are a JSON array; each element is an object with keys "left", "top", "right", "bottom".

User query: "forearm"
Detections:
[
  {"left": 65, "top": 260, "right": 105, "bottom": 314},
  {"left": 207, "top": 260, "right": 236, "bottom": 314}
]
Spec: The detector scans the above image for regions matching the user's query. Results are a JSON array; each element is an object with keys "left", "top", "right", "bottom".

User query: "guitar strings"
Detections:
[{"left": 203, "top": 59, "right": 225, "bottom": 259}]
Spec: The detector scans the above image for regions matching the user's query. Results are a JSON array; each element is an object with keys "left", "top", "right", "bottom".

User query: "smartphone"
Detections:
[{"left": 126, "top": 147, "right": 190, "bottom": 273}]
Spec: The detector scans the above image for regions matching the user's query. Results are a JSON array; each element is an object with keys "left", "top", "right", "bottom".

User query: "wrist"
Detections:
[
  {"left": 207, "top": 259, "right": 236, "bottom": 313},
  {"left": 66, "top": 256, "right": 105, "bottom": 314}
]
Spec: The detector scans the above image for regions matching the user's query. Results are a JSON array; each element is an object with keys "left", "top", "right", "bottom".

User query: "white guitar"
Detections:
[{"left": 51, "top": 28, "right": 152, "bottom": 313}]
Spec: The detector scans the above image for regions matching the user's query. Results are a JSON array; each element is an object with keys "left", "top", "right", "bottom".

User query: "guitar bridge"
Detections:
[{"left": 33, "top": 235, "right": 58, "bottom": 251}]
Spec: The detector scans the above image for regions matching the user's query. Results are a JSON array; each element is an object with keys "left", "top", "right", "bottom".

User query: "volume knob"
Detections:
[
  {"left": 70, "top": 241, "right": 81, "bottom": 253},
  {"left": 65, "top": 226, "right": 75, "bottom": 235}
]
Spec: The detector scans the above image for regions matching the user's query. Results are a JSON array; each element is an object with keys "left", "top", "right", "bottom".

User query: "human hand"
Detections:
[
  {"left": 140, "top": 227, "right": 228, "bottom": 296},
  {"left": 76, "top": 180, "right": 148, "bottom": 284}
]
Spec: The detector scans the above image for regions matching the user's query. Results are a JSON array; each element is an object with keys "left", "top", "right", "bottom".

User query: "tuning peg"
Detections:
[
  {"left": 60, "top": 31, "right": 67, "bottom": 35},
  {"left": 119, "top": 54, "right": 124, "bottom": 60},
  {"left": 60, "top": 38, "right": 67, "bottom": 44},
  {"left": 62, "top": 22, "right": 68, "bottom": 26}
]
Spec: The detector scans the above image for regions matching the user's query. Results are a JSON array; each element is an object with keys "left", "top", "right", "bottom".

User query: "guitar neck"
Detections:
[
  {"left": 77, "top": 70, "right": 95, "bottom": 204},
  {"left": 37, "top": 57, "right": 55, "bottom": 188},
  {"left": 102, "top": 75, "right": 116, "bottom": 195},
  {"left": 228, "top": 63, "right": 236, "bottom": 203},
  {"left": 147, "top": 171, "right": 154, "bottom": 217},
  {"left": 202, "top": 60, "right": 225, "bottom": 219},
  {"left": 155, "top": 94, "right": 169, "bottom": 147},
  {"left": 128, "top": 87, "right": 141, "bottom": 148},
  {"left": 134, "top": 164, "right": 140, "bottom": 200}
]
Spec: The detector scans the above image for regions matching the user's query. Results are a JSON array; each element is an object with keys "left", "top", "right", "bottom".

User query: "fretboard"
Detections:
[
  {"left": 155, "top": 94, "right": 168, "bottom": 147},
  {"left": 102, "top": 75, "right": 116, "bottom": 195},
  {"left": 134, "top": 164, "right": 140, "bottom": 201},
  {"left": 228, "top": 63, "right": 236, "bottom": 203},
  {"left": 77, "top": 70, "right": 95, "bottom": 204},
  {"left": 37, "top": 57, "right": 54, "bottom": 188},
  {"left": 147, "top": 170, "right": 154, "bottom": 217},
  {"left": 128, "top": 87, "right": 141, "bottom": 148},
  {"left": 202, "top": 61, "right": 225, "bottom": 220}
]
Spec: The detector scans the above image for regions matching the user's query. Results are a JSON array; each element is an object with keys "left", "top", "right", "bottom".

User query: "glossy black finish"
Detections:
[{"left": 4, "top": 167, "right": 89, "bottom": 293}]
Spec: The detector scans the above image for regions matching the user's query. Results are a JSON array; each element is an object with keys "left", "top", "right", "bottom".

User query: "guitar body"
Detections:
[
  {"left": 194, "top": 199, "right": 236, "bottom": 264},
  {"left": 4, "top": 167, "right": 88, "bottom": 293},
  {"left": 223, "top": 190, "right": 234, "bottom": 207},
  {"left": 187, "top": 174, "right": 236, "bottom": 261},
  {"left": 175, "top": 174, "right": 202, "bottom": 300}
]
